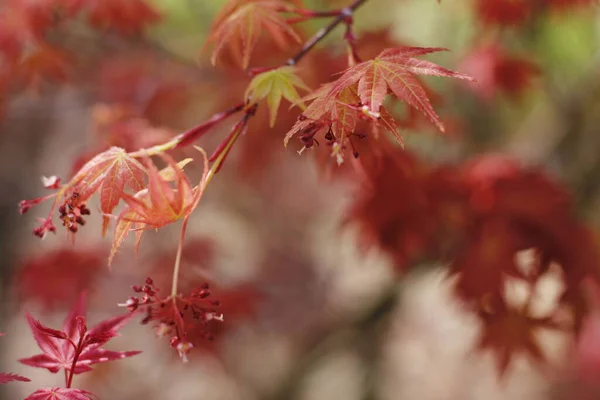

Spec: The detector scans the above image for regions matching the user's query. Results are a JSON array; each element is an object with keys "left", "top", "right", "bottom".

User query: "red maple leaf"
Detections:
[
  {"left": 19, "top": 293, "right": 140, "bottom": 375},
  {"left": 20, "top": 146, "right": 148, "bottom": 238},
  {"left": 0, "top": 372, "right": 30, "bottom": 384},
  {"left": 477, "top": 298, "right": 564, "bottom": 376},
  {"left": 326, "top": 46, "right": 474, "bottom": 132},
  {"left": 25, "top": 387, "right": 95, "bottom": 400},
  {"left": 108, "top": 150, "right": 208, "bottom": 265}
]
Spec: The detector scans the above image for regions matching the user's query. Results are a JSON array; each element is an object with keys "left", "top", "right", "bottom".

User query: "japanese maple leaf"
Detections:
[
  {"left": 245, "top": 66, "right": 309, "bottom": 126},
  {"left": 477, "top": 298, "right": 564, "bottom": 376},
  {"left": 19, "top": 293, "right": 140, "bottom": 374},
  {"left": 205, "top": 0, "right": 301, "bottom": 69},
  {"left": 67, "top": 146, "right": 147, "bottom": 235},
  {"left": 25, "top": 387, "right": 95, "bottom": 400},
  {"left": 0, "top": 372, "right": 30, "bottom": 384},
  {"left": 326, "top": 46, "right": 474, "bottom": 133},
  {"left": 285, "top": 82, "right": 400, "bottom": 163},
  {"left": 108, "top": 149, "right": 207, "bottom": 265}
]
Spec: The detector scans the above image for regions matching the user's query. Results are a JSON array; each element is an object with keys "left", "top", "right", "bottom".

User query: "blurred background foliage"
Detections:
[{"left": 1, "top": 0, "right": 600, "bottom": 399}]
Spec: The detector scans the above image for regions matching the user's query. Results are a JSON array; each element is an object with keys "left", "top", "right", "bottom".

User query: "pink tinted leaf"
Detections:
[
  {"left": 25, "top": 387, "right": 95, "bottom": 400},
  {"left": 0, "top": 372, "right": 30, "bottom": 384},
  {"left": 25, "top": 314, "right": 68, "bottom": 362},
  {"left": 20, "top": 292, "right": 140, "bottom": 374},
  {"left": 18, "top": 354, "right": 62, "bottom": 373}
]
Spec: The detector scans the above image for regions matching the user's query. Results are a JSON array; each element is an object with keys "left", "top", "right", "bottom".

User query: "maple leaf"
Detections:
[
  {"left": 245, "top": 66, "right": 309, "bottom": 126},
  {"left": 477, "top": 298, "right": 563, "bottom": 376},
  {"left": 19, "top": 293, "right": 140, "bottom": 374},
  {"left": 0, "top": 372, "right": 30, "bottom": 384},
  {"left": 25, "top": 387, "right": 95, "bottom": 400},
  {"left": 108, "top": 148, "right": 208, "bottom": 265},
  {"left": 327, "top": 46, "right": 474, "bottom": 133},
  {"left": 285, "top": 82, "right": 401, "bottom": 164},
  {"left": 205, "top": 0, "right": 301, "bottom": 69},
  {"left": 67, "top": 147, "right": 147, "bottom": 235}
]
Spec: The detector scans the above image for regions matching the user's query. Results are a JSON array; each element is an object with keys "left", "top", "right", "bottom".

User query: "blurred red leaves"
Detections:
[
  {"left": 460, "top": 44, "right": 540, "bottom": 100},
  {"left": 0, "top": 0, "right": 160, "bottom": 110},
  {"left": 15, "top": 248, "right": 106, "bottom": 311},
  {"left": 350, "top": 146, "right": 469, "bottom": 270},
  {"left": 473, "top": 0, "right": 596, "bottom": 27},
  {"left": 477, "top": 297, "right": 564, "bottom": 375},
  {"left": 349, "top": 151, "right": 600, "bottom": 374},
  {"left": 86, "top": 0, "right": 160, "bottom": 35},
  {"left": 205, "top": 0, "right": 302, "bottom": 69},
  {"left": 476, "top": 0, "right": 532, "bottom": 26}
]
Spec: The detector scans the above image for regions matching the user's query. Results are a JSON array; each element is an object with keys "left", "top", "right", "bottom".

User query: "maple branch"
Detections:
[
  {"left": 285, "top": 0, "right": 369, "bottom": 66},
  {"left": 127, "top": 102, "right": 245, "bottom": 158}
]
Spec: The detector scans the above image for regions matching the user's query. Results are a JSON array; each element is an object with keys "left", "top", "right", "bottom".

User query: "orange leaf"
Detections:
[
  {"left": 109, "top": 148, "right": 208, "bottom": 266},
  {"left": 328, "top": 46, "right": 474, "bottom": 132},
  {"left": 67, "top": 147, "right": 147, "bottom": 235},
  {"left": 205, "top": 0, "right": 301, "bottom": 69}
]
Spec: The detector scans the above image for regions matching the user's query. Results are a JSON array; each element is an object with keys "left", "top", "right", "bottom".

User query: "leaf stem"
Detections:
[
  {"left": 171, "top": 216, "right": 190, "bottom": 298},
  {"left": 285, "top": 0, "right": 369, "bottom": 66},
  {"left": 127, "top": 102, "right": 245, "bottom": 158},
  {"left": 66, "top": 328, "right": 85, "bottom": 388}
]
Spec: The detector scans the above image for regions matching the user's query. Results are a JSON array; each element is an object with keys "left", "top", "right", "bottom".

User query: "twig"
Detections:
[{"left": 286, "top": 0, "right": 369, "bottom": 66}]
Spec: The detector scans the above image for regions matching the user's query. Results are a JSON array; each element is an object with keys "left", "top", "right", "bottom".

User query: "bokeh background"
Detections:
[{"left": 1, "top": 0, "right": 600, "bottom": 399}]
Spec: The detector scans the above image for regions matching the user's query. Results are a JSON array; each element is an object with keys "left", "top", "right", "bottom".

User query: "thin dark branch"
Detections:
[{"left": 286, "top": 0, "right": 369, "bottom": 66}]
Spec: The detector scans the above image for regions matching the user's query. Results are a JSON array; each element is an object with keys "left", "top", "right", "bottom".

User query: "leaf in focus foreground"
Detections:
[
  {"left": 108, "top": 148, "right": 208, "bottom": 265},
  {"left": 328, "top": 46, "right": 475, "bottom": 132},
  {"left": 19, "top": 292, "right": 140, "bottom": 374},
  {"left": 68, "top": 147, "right": 147, "bottom": 235}
]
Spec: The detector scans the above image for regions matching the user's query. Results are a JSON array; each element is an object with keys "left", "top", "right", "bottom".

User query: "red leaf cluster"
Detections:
[
  {"left": 118, "top": 277, "right": 224, "bottom": 362},
  {"left": 350, "top": 151, "right": 600, "bottom": 374},
  {"left": 473, "top": 0, "right": 596, "bottom": 27}
]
